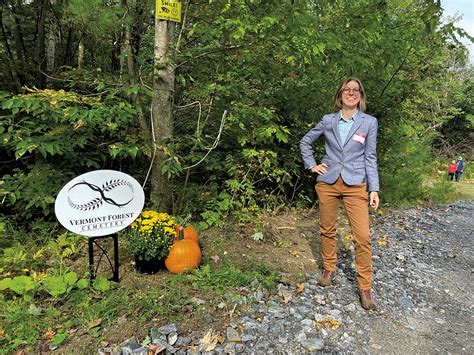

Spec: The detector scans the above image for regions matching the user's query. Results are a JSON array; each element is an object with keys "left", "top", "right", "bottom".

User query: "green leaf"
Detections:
[
  {"left": 64, "top": 271, "right": 78, "bottom": 287},
  {"left": 51, "top": 330, "right": 68, "bottom": 346},
  {"left": 76, "top": 278, "right": 89, "bottom": 290},
  {"left": 0, "top": 277, "right": 12, "bottom": 291},
  {"left": 92, "top": 276, "right": 111, "bottom": 293},
  {"left": 9, "top": 275, "right": 39, "bottom": 295},
  {"left": 43, "top": 275, "right": 68, "bottom": 297}
]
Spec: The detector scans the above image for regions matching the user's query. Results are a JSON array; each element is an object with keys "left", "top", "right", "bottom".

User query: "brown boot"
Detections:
[
  {"left": 359, "top": 289, "right": 377, "bottom": 310},
  {"left": 317, "top": 269, "right": 335, "bottom": 286}
]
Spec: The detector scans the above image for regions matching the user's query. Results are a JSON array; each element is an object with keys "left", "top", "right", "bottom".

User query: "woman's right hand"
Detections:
[{"left": 311, "top": 163, "right": 328, "bottom": 175}]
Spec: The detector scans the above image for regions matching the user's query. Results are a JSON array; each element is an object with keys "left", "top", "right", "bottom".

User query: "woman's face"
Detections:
[{"left": 341, "top": 80, "right": 361, "bottom": 109}]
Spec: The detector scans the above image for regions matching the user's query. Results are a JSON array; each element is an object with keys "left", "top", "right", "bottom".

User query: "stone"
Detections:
[
  {"left": 175, "top": 336, "right": 192, "bottom": 347},
  {"left": 226, "top": 327, "right": 241, "bottom": 342},
  {"left": 223, "top": 343, "right": 235, "bottom": 352},
  {"left": 158, "top": 324, "right": 177, "bottom": 335},
  {"left": 398, "top": 297, "right": 415, "bottom": 309},
  {"left": 251, "top": 278, "right": 260, "bottom": 287},
  {"left": 253, "top": 290, "right": 264, "bottom": 302},
  {"left": 301, "top": 338, "right": 324, "bottom": 352},
  {"left": 235, "top": 343, "right": 245, "bottom": 352},
  {"left": 203, "top": 313, "right": 213, "bottom": 324},
  {"left": 345, "top": 303, "right": 357, "bottom": 312},
  {"left": 168, "top": 332, "right": 178, "bottom": 346},
  {"left": 295, "top": 331, "right": 307, "bottom": 342},
  {"left": 241, "top": 334, "right": 254, "bottom": 342}
]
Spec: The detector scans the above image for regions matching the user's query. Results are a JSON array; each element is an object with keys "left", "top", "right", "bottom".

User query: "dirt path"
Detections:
[{"left": 96, "top": 200, "right": 473, "bottom": 354}]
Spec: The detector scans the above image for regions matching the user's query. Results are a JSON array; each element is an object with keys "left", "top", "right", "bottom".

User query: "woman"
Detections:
[
  {"left": 300, "top": 77, "right": 380, "bottom": 310},
  {"left": 448, "top": 160, "right": 457, "bottom": 181}
]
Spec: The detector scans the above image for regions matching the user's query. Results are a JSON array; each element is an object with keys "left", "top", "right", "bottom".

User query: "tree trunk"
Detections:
[
  {"left": 10, "top": 0, "right": 26, "bottom": 81},
  {"left": 0, "top": 4, "right": 22, "bottom": 88},
  {"left": 35, "top": 0, "right": 47, "bottom": 86},
  {"left": 77, "top": 33, "right": 84, "bottom": 68},
  {"left": 150, "top": 19, "right": 175, "bottom": 212},
  {"left": 46, "top": 0, "right": 56, "bottom": 73},
  {"left": 122, "top": 17, "right": 148, "bottom": 132}
]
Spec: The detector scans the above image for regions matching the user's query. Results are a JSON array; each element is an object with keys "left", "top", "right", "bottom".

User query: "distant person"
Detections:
[
  {"left": 300, "top": 77, "right": 379, "bottom": 311},
  {"left": 455, "top": 157, "right": 464, "bottom": 182},
  {"left": 448, "top": 160, "right": 457, "bottom": 181}
]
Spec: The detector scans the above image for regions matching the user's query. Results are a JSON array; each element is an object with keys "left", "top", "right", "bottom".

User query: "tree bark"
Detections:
[
  {"left": 46, "top": 0, "right": 56, "bottom": 73},
  {"left": 0, "top": 4, "right": 21, "bottom": 88},
  {"left": 10, "top": 0, "right": 26, "bottom": 81},
  {"left": 150, "top": 19, "right": 175, "bottom": 212},
  {"left": 77, "top": 32, "right": 84, "bottom": 69},
  {"left": 35, "top": 0, "right": 47, "bottom": 85}
]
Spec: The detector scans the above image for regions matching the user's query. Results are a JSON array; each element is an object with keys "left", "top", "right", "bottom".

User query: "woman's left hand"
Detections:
[{"left": 369, "top": 192, "right": 379, "bottom": 211}]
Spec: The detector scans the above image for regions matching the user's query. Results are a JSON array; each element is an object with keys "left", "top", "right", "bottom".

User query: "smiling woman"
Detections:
[{"left": 300, "top": 76, "right": 380, "bottom": 310}]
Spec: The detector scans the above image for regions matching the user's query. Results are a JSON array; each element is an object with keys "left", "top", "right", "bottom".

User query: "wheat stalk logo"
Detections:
[{"left": 68, "top": 179, "right": 134, "bottom": 211}]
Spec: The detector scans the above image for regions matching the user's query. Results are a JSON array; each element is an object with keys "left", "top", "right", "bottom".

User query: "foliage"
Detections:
[
  {"left": 0, "top": 88, "right": 145, "bottom": 221},
  {"left": 0, "top": 0, "right": 472, "bottom": 225},
  {"left": 123, "top": 211, "right": 177, "bottom": 261}
]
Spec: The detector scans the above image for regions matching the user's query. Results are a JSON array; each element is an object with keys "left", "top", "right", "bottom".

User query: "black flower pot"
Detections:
[{"left": 134, "top": 256, "right": 166, "bottom": 274}]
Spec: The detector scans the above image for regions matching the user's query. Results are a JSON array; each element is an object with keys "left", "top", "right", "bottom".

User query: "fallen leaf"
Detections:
[
  {"left": 237, "top": 324, "right": 245, "bottom": 333},
  {"left": 290, "top": 250, "right": 299, "bottom": 257},
  {"left": 344, "top": 235, "right": 352, "bottom": 241},
  {"left": 315, "top": 318, "right": 341, "bottom": 330},
  {"left": 88, "top": 318, "right": 102, "bottom": 328},
  {"left": 73, "top": 119, "right": 85, "bottom": 130},
  {"left": 377, "top": 240, "right": 388, "bottom": 245},
  {"left": 42, "top": 328, "right": 55, "bottom": 340},
  {"left": 370, "top": 344, "right": 383, "bottom": 349},
  {"left": 296, "top": 283, "right": 305, "bottom": 294},
  {"left": 282, "top": 299, "right": 290, "bottom": 305},
  {"left": 0, "top": 327, "right": 4, "bottom": 337},
  {"left": 148, "top": 343, "right": 166, "bottom": 354},
  {"left": 199, "top": 329, "right": 219, "bottom": 352}
]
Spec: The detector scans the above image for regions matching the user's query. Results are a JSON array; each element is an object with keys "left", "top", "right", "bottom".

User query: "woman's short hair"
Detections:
[{"left": 333, "top": 76, "right": 366, "bottom": 112}]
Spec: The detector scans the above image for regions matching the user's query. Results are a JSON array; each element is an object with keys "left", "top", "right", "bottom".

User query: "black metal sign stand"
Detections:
[{"left": 88, "top": 233, "right": 120, "bottom": 282}]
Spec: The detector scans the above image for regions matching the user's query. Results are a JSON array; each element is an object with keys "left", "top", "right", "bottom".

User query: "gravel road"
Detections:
[{"left": 110, "top": 200, "right": 474, "bottom": 354}]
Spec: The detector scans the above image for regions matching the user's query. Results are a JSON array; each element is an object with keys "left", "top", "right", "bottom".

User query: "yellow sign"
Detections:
[{"left": 156, "top": 0, "right": 182, "bottom": 23}]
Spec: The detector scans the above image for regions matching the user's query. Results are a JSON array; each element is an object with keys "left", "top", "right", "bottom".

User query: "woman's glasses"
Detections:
[{"left": 342, "top": 87, "right": 361, "bottom": 95}]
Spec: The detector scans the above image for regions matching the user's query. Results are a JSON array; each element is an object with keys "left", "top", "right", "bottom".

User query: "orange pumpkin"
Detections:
[
  {"left": 165, "top": 239, "right": 201, "bottom": 273},
  {"left": 174, "top": 224, "right": 199, "bottom": 244}
]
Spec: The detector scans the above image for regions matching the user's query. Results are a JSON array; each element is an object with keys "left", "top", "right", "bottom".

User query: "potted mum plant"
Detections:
[{"left": 124, "top": 210, "right": 176, "bottom": 274}]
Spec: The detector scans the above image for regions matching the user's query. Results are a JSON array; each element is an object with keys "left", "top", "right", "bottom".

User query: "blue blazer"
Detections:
[{"left": 300, "top": 111, "right": 380, "bottom": 192}]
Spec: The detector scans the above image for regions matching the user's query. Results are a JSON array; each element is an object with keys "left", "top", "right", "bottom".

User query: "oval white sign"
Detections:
[{"left": 55, "top": 170, "right": 145, "bottom": 237}]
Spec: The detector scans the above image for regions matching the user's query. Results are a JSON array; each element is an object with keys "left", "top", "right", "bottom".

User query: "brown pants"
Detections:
[{"left": 315, "top": 176, "right": 372, "bottom": 290}]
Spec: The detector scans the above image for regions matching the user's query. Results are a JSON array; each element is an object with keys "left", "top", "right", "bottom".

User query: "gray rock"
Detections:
[
  {"left": 301, "top": 338, "right": 325, "bottom": 351},
  {"left": 157, "top": 323, "right": 177, "bottom": 335},
  {"left": 399, "top": 297, "right": 415, "bottom": 309},
  {"left": 250, "top": 278, "right": 260, "bottom": 287},
  {"left": 168, "top": 332, "right": 178, "bottom": 346},
  {"left": 253, "top": 290, "right": 264, "bottom": 302},
  {"left": 241, "top": 334, "right": 254, "bottom": 342},
  {"left": 226, "top": 326, "right": 241, "bottom": 342},
  {"left": 203, "top": 313, "right": 213, "bottom": 324},
  {"left": 223, "top": 343, "right": 235, "bottom": 352},
  {"left": 175, "top": 336, "right": 191, "bottom": 347}
]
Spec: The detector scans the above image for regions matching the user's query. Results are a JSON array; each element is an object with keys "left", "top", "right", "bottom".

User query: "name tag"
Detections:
[{"left": 352, "top": 132, "right": 366, "bottom": 144}]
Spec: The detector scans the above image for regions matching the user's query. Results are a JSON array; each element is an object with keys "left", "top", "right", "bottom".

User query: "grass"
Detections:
[
  {"left": 0, "top": 229, "right": 280, "bottom": 354},
  {"left": 453, "top": 179, "right": 474, "bottom": 200}
]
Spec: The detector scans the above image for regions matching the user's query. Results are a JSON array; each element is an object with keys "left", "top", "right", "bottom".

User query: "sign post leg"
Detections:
[{"left": 88, "top": 234, "right": 120, "bottom": 282}]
